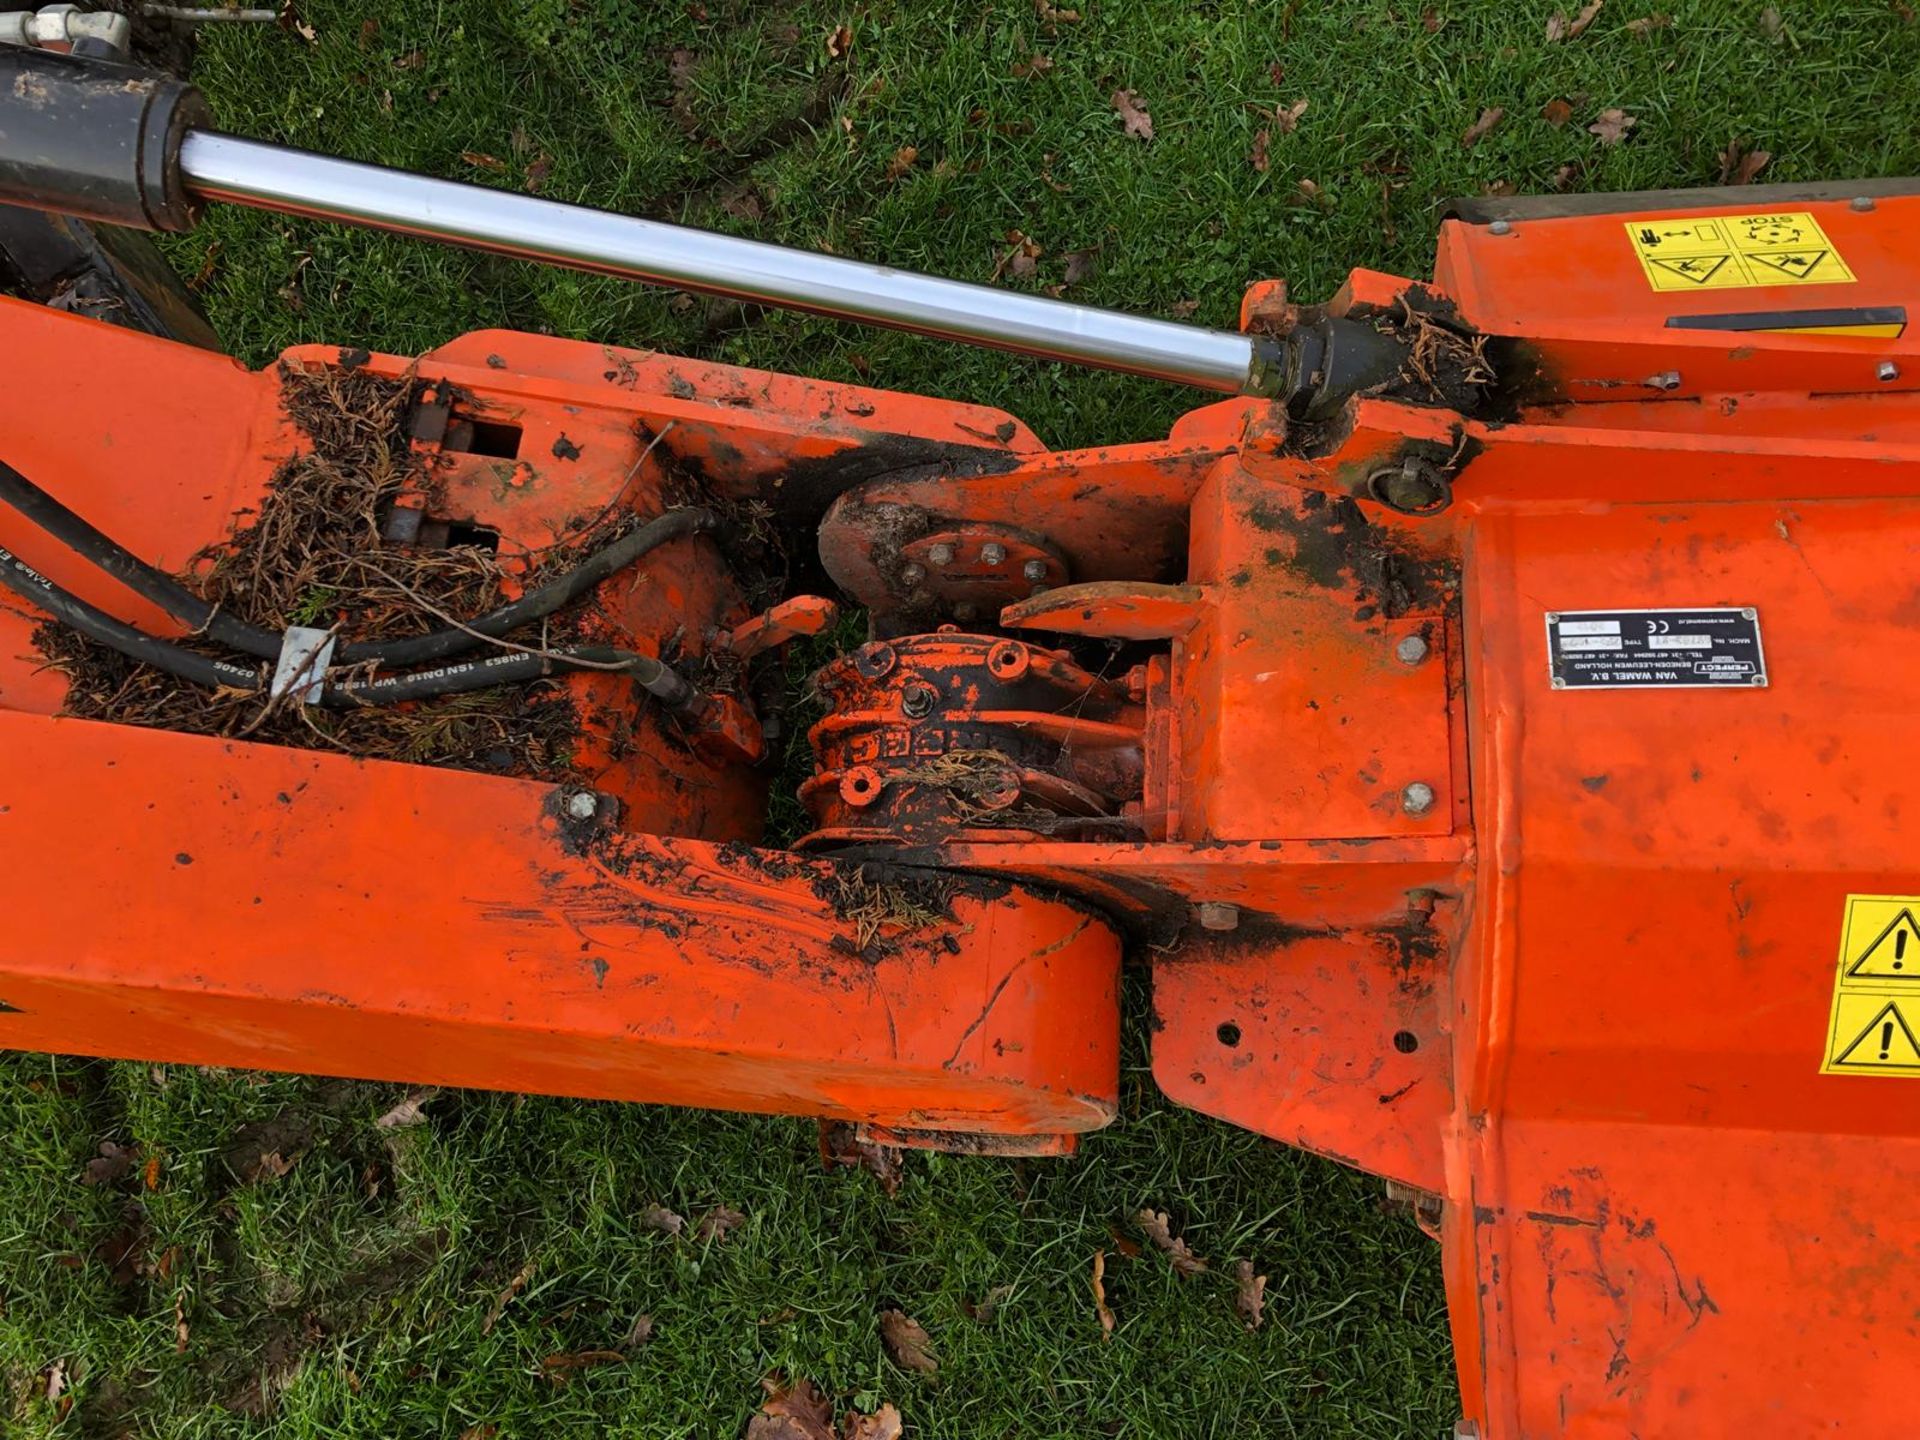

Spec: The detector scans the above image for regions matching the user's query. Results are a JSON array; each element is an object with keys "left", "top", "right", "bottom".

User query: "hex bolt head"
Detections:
[
  {"left": 566, "top": 791, "right": 599, "bottom": 821},
  {"left": 1022, "top": 558, "right": 1049, "bottom": 582},
  {"left": 1851, "top": 195, "right": 1877, "bottom": 213},
  {"left": 1646, "top": 370, "right": 1682, "bottom": 392},
  {"left": 926, "top": 543, "right": 956, "bottom": 566},
  {"left": 1879, "top": 361, "right": 1901, "bottom": 382},
  {"left": 1196, "top": 901, "right": 1241, "bottom": 932},
  {"left": 1395, "top": 633, "right": 1430, "bottom": 666},
  {"left": 899, "top": 562, "right": 926, "bottom": 587},
  {"left": 980, "top": 542, "right": 1009, "bottom": 566},
  {"left": 1401, "top": 781, "right": 1437, "bottom": 817},
  {"left": 901, "top": 682, "right": 939, "bottom": 718},
  {"left": 1489, "top": 219, "right": 1513, "bottom": 236}
]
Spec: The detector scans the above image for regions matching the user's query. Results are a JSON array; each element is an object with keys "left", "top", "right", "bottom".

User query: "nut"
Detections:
[
  {"left": 1401, "top": 781, "right": 1437, "bottom": 817},
  {"left": 926, "top": 542, "right": 956, "bottom": 566},
  {"left": 1488, "top": 219, "right": 1512, "bottom": 236},
  {"left": 901, "top": 682, "right": 939, "bottom": 719},
  {"left": 566, "top": 791, "right": 599, "bottom": 821},
  {"left": 980, "top": 541, "right": 1008, "bottom": 566},
  {"left": 1394, "top": 634, "right": 1429, "bottom": 666},
  {"left": 1196, "top": 901, "right": 1241, "bottom": 932},
  {"left": 1022, "top": 558, "right": 1049, "bottom": 582},
  {"left": 1879, "top": 361, "right": 1900, "bottom": 383},
  {"left": 899, "top": 562, "right": 926, "bottom": 587}
]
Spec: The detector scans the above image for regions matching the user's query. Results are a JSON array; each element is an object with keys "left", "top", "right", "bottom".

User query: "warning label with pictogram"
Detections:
[
  {"left": 1822, "top": 895, "right": 1920, "bottom": 1077},
  {"left": 1624, "top": 211, "right": 1858, "bottom": 293}
]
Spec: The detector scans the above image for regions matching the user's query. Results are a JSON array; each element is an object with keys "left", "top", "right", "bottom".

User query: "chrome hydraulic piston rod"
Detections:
[{"left": 0, "top": 45, "right": 1403, "bottom": 409}]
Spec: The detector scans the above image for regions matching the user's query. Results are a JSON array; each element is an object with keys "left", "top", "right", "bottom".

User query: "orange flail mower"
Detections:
[{"left": 2, "top": 43, "right": 1918, "bottom": 1438}]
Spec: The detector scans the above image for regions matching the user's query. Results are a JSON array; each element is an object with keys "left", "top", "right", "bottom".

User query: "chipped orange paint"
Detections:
[{"left": 4, "top": 187, "right": 1920, "bottom": 1436}]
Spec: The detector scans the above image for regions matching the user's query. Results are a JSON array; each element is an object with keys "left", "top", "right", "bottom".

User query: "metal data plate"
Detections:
[{"left": 1545, "top": 607, "right": 1767, "bottom": 690}]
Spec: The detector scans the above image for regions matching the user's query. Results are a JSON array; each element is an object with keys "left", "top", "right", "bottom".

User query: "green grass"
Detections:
[{"left": 8, "top": 0, "right": 1920, "bottom": 1434}]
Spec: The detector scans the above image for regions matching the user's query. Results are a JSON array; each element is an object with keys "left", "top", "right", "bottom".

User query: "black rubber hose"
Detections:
[
  {"left": 0, "top": 543, "right": 699, "bottom": 710},
  {"left": 0, "top": 459, "right": 717, "bottom": 667}
]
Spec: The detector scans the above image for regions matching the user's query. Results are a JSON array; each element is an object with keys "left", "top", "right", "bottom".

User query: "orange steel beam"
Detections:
[{"left": 3, "top": 183, "right": 1920, "bottom": 1435}]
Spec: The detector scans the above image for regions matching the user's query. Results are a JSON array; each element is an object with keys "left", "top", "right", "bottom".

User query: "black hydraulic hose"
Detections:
[
  {"left": 0, "top": 543, "right": 700, "bottom": 710},
  {"left": 0, "top": 459, "right": 718, "bottom": 667}
]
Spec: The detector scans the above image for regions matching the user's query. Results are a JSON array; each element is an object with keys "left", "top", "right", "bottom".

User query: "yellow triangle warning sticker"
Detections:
[
  {"left": 1746, "top": 249, "right": 1833, "bottom": 282},
  {"left": 1846, "top": 907, "right": 1920, "bottom": 980},
  {"left": 1648, "top": 253, "right": 1731, "bottom": 285},
  {"left": 1828, "top": 998, "right": 1920, "bottom": 1073}
]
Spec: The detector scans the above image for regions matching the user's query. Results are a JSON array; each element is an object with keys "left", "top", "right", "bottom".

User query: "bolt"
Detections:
[
  {"left": 1196, "top": 902, "right": 1241, "bottom": 932},
  {"left": 1851, "top": 195, "right": 1877, "bottom": 213},
  {"left": 1022, "top": 558, "right": 1049, "bottom": 582},
  {"left": 1394, "top": 633, "right": 1430, "bottom": 666},
  {"left": 901, "top": 682, "right": 938, "bottom": 718},
  {"left": 1489, "top": 219, "right": 1512, "bottom": 236},
  {"left": 1551, "top": 676, "right": 1567, "bottom": 689},
  {"left": 1401, "top": 781, "right": 1437, "bottom": 817},
  {"left": 980, "top": 541, "right": 1008, "bottom": 566},
  {"left": 1742, "top": 607, "right": 1757, "bottom": 620},
  {"left": 899, "top": 562, "right": 926, "bottom": 587},
  {"left": 1879, "top": 361, "right": 1900, "bottom": 382},
  {"left": 566, "top": 791, "right": 599, "bottom": 821},
  {"left": 1646, "top": 370, "right": 1682, "bottom": 392},
  {"left": 1367, "top": 457, "right": 1451, "bottom": 515},
  {"left": 926, "top": 542, "right": 955, "bottom": 566}
]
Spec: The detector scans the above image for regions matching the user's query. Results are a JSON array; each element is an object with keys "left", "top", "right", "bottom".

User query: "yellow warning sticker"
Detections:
[
  {"left": 1822, "top": 895, "right": 1920, "bottom": 1077},
  {"left": 1625, "top": 212, "right": 1858, "bottom": 293}
]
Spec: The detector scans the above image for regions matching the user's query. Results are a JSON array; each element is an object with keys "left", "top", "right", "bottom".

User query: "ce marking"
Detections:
[{"left": 1646, "top": 619, "right": 1671, "bottom": 635}]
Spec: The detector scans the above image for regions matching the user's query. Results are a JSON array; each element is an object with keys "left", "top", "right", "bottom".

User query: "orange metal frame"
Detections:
[{"left": 4, "top": 188, "right": 1919, "bottom": 1434}]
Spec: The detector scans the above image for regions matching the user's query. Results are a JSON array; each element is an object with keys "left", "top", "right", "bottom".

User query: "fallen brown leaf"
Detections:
[
  {"left": 879, "top": 1309, "right": 938, "bottom": 1374},
  {"left": 523, "top": 154, "right": 553, "bottom": 193},
  {"left": 457, "top": 1427, "right": 497, "bottom": 1440},
  {"left": 1233, "top": 1258, "right": 1268, "bottom": 1330},
  {"left": 540, "top": 1350, "right": 627, "bottom": 1380},
  {"left": 696, "top": 1205, "right": 746, "bottom": 1242},
  {"left": 1461, "top": 106, "right": 1504, "bottom": 149},
  {"left": 461, "top": 151, "right": 505, "bottom": 172},
  {"left": 95, "top": 1201, "right": 149, "bottom": 1287},
  {"left": 392, "top": 49, "right": 424, "bottom": 69},
  {"left": 1482, "top": 178, "right": 1518, "bottom": 197},
  {"left": 1267, "top": 60, "right": 1285, "bottom": 84},
  {"left": 1588, "top": 107, "right": 1638, "bottom": 145},
  {"left": 623, "top": 1313, "right": 654, "bottom": 1350},
  {"left": 1624, "top": 13, "right": 1671, "bottom": 35},
  {"left": 1269, "top": 97, "right": 1308, "bottom": 135},
  {"left": 819, "top": 1121, "right": 905, "bottom": 1197},
  {"left": 1545, "top": 0, "right": 1603, "bottom": 41},
  {"left": 1035, "top": 0, "right": 1081, "bottom": 23},
  {"left": 174, "top": 1291, "right": 190, "bottom": 1352},
  {"left": 1090, "top": 1249, "right": 1115, "bottom": 1338},
  {"left": 826, "top": 23, "right": 853, "bottom": 58},
  {"left": 1137, "top": 1208, "right": 1209, "bottom": 1275},
  {"left": 748, "top": 1376, "right": 836, "bottom": 1440},
  {"left": 84, "top": 1140, "right": 135, "bottom": 1186},
  {"left": 1012, "top": 53, "right": 1053, "bottom": 77},
  {"left": 143, "top": 1153, "right": 163, "bottom": 1191},
  {"left": 1250, "top": 127, "right": 1271, "bottom": 172},
  {"left": 1062, "top": 248, "right": 1097, "bottom": 286},
  {"left": 481, "top": 1256, "right": 536, "bottom": 1334},
  {"left": 1718, "top": 140, "right": 1771, "bottom": 186},
  {"left": 1168, "top": 298, "right": 1201, "bottom": 319},
  {"left": 374, "top": 1088, "right": 438, "bottom": 1129},
  {"left": 638, "top": 1203, "right": 685, "bottom": 1237},
  {"left": 1551, "top": 160, "right": 1586, "bottom": 191},
  {"left": 1106, "top": 1221, "right": 1143, "bottom": 1258},
  {"left": 1422, "top": 7, "right": 1446, "bottom": 31},
  {"left": 842, "top": 1405, "right": 904, "bottom": 1440},
  {"left": 1759, "top": 6, "right": 1783, "bottom": 37},
  {"left": 1541, "top": 98, "right": 1573, "bottom": 127},
  {"left": 44, "top": 1358, "right": 66, "bottom": 1403},
  {"left": 961, "top": 1282, "right": 1014, "bottom": 1322},
  {"left": 1111, "top": 89, "right": 1154, "bottom": 141},
  {"left": 885, "top": 145, "right": 919, "bottom": 180},
  {"left": 1295, "top": 176, "right": 1328, "bottom": 206}
]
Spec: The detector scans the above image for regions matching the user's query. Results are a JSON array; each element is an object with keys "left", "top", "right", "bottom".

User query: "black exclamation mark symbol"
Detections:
[
  {"left": 1895, "top": 930, "right": 1907, "bottom": 971},
  {"left": 1881, "top": 1019, "right": 1895, "bottom": 1060}
]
